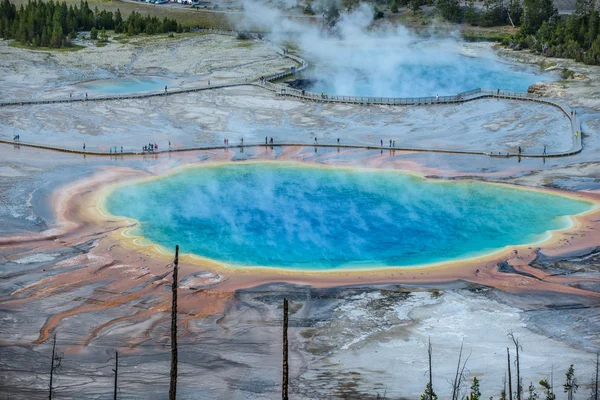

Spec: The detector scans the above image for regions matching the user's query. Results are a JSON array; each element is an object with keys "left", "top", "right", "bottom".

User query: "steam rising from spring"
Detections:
[{"left": 236, "top": 1, "right": 548, "bottom": 96}]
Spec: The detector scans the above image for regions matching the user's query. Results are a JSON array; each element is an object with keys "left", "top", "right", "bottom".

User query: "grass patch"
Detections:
[
  {"left": 9, "top": 41, "right": 86, "bottom": 52},
  {"left": 236, "top": 41, "right": 255, "bottom": 48},
  {"left": 461, "top": 29, "right": 510, "bottom": 42},
  {"left": 539, "top": 60, "right": 558, "bottom": 70},
  {"left": 9, "top": 0, "right": 233, "bottom": 29}
]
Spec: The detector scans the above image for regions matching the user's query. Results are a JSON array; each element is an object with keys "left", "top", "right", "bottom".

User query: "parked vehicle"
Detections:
[{"left": 156, "top": 0, "right": 168, "bottom": 4}]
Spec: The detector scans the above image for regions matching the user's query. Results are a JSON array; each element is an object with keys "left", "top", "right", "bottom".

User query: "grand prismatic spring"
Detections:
[
  {"left": 106, "top": 163, "right": 592, "bottom": 269},
  {"left": 1, "top": 2, "right": 600, "bottom": 399}
]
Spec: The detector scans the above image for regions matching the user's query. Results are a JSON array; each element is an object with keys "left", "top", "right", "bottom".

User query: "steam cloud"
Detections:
[{"left": 235, "top": 0, "right": 544, "bottom": 97}]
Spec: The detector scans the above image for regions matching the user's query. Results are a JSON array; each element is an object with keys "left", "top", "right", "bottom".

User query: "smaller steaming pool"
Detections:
[
  {"left": 79, "top": 76, "right": 176, "bottom": 95},
  {"left": 294, "top": 38, "right": 554, "bottom": 97},
  {"left": 105, "top": 164, "right": 592, "bottom": 270}
]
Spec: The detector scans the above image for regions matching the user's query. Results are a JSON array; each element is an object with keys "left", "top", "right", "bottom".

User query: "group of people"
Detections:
[
  {"left": 143, "top": 143, "right": 159, "bottom": 152},
  {"left": 265, "top": 137, "right": 274, "bottom": 144},
  {"left": 109, "top": 146, "right": 123, "bottom": 154},
  {"left": 380, "top": 139, "right": 396, "bottom": 147},
  {"left": 12, "top": 134, "right": 21, "bottom": 141}
]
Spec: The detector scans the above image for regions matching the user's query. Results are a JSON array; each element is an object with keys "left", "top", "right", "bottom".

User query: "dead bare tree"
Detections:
[
  {"left": 169, "top": 245, "right": 179, "bottom": 400},
  {"left": 508, "top": 348, "right": 513, "bottom": 400},
  {"left": 594, "top": 351, "right": 599, "bottom": 400},
  {"left": 47, "top": 333, "right": 62, "bottom": 400},
  {"left": 428, "top": 337, "right": 433, "bottom": 400},
  {"left": 282, "top": 298, "right": 289, "bottom": 400},
  {"left": 113, "top": 351, "right": 118, "bottom": 400},
  {"left": 451, "top": 341, "right": 471, "bottom": 400},
  {"left": 48, "top": 333, "right": 56, "bottom": 400},
  {"left": 508, "top": 332, "right": 523, "bottom": 400}
]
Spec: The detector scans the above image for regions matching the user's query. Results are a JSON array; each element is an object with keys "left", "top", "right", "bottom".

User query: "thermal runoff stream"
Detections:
[{"left": 106, "top": 163, "right": 591, "bottom": 269}]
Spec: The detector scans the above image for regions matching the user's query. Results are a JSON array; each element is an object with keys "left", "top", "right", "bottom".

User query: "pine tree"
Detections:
[
  {"left": 539, "top": 379, "right": 556, "bottom": 400},
  {"left": 90, "top": 26, "right": 97, "bottom": 39},
  {"left": 421, "top": 382, "right": 438, "bottom": 400},
  {"left": 391, "top": 0, "right": 399, "bottom": 13},
  {"left": 527, "top": 383, "right": 539, "bottom": 400},
  {"left": 564, "top": 365, "right": 579, "bottom": 400},
  {"left": 466, "top": 377, "right": 482, "bottom": 400}
]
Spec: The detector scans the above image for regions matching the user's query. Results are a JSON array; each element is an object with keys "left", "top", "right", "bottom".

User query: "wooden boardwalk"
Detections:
[{"left": 0, "top": 30, "right": 583, "bottom": 158}]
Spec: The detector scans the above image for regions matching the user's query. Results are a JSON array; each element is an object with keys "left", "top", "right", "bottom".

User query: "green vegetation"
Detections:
[
  {"left": 431, "top": 0, "right": 600, "bottom": 65},
  {"left": 433, "top": 0, "right": 522, "bottom": 26},
  {"left": 0, "top": 0, "right": 182, "bottom": 49},
  {"left": 508, "top": 0, "right": 600, "bottom": 65},
  {"left": 420, "top": 382, "right": 438, "bottom": 400},
  {"left": 466, "top": 377, "right": 481, "bottom": 400}
]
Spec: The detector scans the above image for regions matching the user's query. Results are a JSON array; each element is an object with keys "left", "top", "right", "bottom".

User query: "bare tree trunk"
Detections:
[
  {"left": 282, "top": 298, "right": 289, "bottom": 400},
  {"left": 508, "top": 332, "right": 522, "bottom": 400},
  {"left": 48, "top": 333, "right": 56, "bottom": 400},
  {"left": 595, "top": 351, "right": 599, "bottom": 400},
  {"left": 507, "top": 348, "right": 513, "bottom": 400},
  {"left": 452, "top": 341, "right": 464, "bottom": 400},
  {"left": 428, "top": 337, "right": 433, "bottom": 400},
  {"left": 113, "top": 351, "right": 118, "bottom": 400},
  {"left": 169, "top": 245, "right": 179, "bottom": 400}
]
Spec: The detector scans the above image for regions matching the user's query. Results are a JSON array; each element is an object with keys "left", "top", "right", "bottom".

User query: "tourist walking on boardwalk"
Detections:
[
  {"left": 380, "top": 139, "right": 383, "bottom": 147},
  {"left": 337, "top": 138, "right": 340, "bottom": 145},
  {"left": 85, "top": 93, "right": 88, "bottom": 100},
  {"left": 314, "top": 137, "right": 318, "bottom": 145},
  {"left": 169, "top": 140, "right": 171, "bottom": 149},
  {"left": 389, "top": 139, "right": 392, "bottom": 147},
  {"left": 436, "top": 94, "right": 439, "bottom": 103},
  {"left": 155, "top": 143, "right": 158, "bottom": 151},
  {"left": 165, "top": 86, "right": 167, "bottom": 94},
  {"left": 518, "top": 146, "right": 522, "bottom": 155},
  {"left": 208, "top": 80, "right": 211, "bottom": 86},
  {"left": 83, "top": 143, "right": 85, "bottom": 151},
  {"left": 543, "top": 145, "right": 547, "bottom": 155},
  {"left": 265, "top": 136, "right": 268, "bottom": 145},
  {"left": 393, "top": 140, "right": 395, "bottom": 147},
  {"left": 270, "top": 137, "right": 273, "bottom": 144},
  {"left": 121, "top": 146, "right": 123, "bottom": 153},
  {"left": 241, "top": 138, "right": 244, "bottom": 145}
]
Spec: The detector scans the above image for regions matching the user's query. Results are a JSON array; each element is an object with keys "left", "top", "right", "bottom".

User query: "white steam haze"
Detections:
[{"left": 234, "top": 1, "right": 545, "bottom": 96}]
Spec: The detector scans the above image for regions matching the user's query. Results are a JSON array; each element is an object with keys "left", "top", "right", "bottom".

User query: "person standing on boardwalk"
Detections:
[
  {"left": 543, "top": 145, "right": 547, "bottom": 155},
  {"left": 83, "top": 143, "right": 86, "bottom": 151},
  {"left": 518, "top": 146, "right": 522, "bottom": 155},
  {"left": 380, "top": 139, "right": 383, "bottom": 147}
]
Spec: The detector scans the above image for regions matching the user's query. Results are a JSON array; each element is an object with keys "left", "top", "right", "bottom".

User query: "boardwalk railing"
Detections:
[{"left": 0, "top": 29, "right": 583, "bottom": 158}]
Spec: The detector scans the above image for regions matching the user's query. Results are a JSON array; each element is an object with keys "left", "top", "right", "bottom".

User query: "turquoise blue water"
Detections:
[
  {"left": 81, "top": 77, "right": 173, "bottom": 94},
  {"left": 106, "top": 164, "right": 591, "bottom": 270},
  {"left": 306, "top": 56, "right": 550, "bottom": 97}
]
